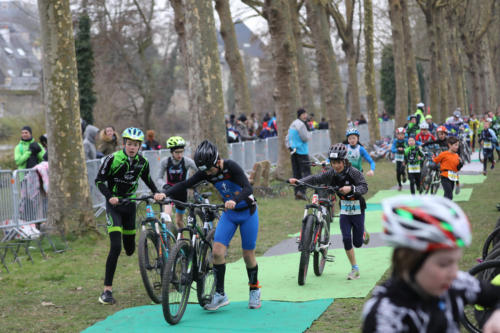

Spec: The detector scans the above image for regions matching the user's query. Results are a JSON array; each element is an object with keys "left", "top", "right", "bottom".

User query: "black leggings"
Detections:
[
  {"left": 408, "top": 172, "right": 421, "bottom": 194},
  {"left": 441, "top": 176, "right": 455, "bottom": 200},
  {"left": 291, "top": 153, "right": 311, "bottom": 194},
  {"left": 396, "top": 161, "right": 405, "bottom": 186},
  {"left": 104, "top": 232, "right": 136, "bottom": 286},
  {"left": 483, "top": 148, "right": 494, "bottom": 171}
]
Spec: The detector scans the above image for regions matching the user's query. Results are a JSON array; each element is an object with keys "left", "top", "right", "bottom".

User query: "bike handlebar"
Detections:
[
  {"left": 163, "top": 198, "right": 226, "bottom": 211},
  {"left": 286, "top": 180, "right": 340, "bottom": 193}
]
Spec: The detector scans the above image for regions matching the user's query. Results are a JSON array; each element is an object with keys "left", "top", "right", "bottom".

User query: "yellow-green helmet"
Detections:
[
  {"left": 122, "top": 127, "right": 144, "bottom": 142},
  {"left": 166, "top": 136, "right": 186, "bottom": 150}
]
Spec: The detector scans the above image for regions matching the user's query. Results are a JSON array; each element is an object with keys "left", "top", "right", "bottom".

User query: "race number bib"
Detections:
[
  {"left": 340, "top": 200, "right": 361, "bottom": 215},
  {"left": 408, "top": 163, "right": 420, "bottom": 173},
  {"left": 484, "top": 141, "right": 492, "bottom": 149},
  {"left": 395, "top": 153, "right": 404, "bottom": 162},
  {"left": 448, "top": 171, "right": 459, "bottom": 182}
]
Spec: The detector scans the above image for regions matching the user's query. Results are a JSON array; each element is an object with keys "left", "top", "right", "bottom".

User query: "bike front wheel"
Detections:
[
  {"left": 138, "top": 228, "right": 164, "bottom": 303},
  {"left": 196, "top": 229, "right": 216, "bottom": 307},
  {"left": 162, "top": 240, "right": 192, "bottom": 325},
  {"left": 314, "top": 217, "right": 330, "bottom": 276},
  {"left": 298, "top": 214, "right": 314, "bottom": 286}
]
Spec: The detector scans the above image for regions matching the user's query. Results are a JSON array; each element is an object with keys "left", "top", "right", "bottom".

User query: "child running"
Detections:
[
  {"left": 391, "top": 127, "right": 408, "bottom": 191},
  {"left": 362, "top": 195, "right": 500, "bottom": 333},
  {"left": 433, "top": 137, "right": 463, "bottom": 200},
  {"left": 163, "top": 140, "right": 261, "bottom": 310},
  {"left": 478, "top": 118, "right": 498, "bottom": 175},
  {"left": 403, "top": 137, "right": 424, "bottom": 195},
  {"left": 157, "top": 136, "right": 198, "bottom": 229},
  {"left": 289, "top": 143, "right": 368, "bottom": 280},
  {"left": 345, "top": 128, "right": 376, "bottom": 176}
]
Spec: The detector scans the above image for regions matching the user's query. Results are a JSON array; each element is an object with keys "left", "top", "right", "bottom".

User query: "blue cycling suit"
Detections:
[{"left": 163, "top": 159, "right": 259, "bottom": 250}]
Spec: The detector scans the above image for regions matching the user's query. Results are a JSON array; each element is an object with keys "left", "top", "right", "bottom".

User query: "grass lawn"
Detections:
[{"left": 0, "top": 159, "right": 498, "bottom": 332}]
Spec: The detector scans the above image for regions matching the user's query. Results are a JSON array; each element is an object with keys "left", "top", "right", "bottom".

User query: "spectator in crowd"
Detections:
[
  {"left": 235, "top": 114, "right": 256, "bottom": 141},
  {"left": 226, "top": 120, "right": 240, "bottom": 143},
  {"left": 229, "top": 114, "right": 236, "bottom": 126},
  {"left": 83, "top": 125, "right": 100, "bottom": 160},
  {"left": 98, "top": 126, "right": 121, "bottom": 156},
  {"left": 381, "top": 111, "right": 390, "bottom": 121},
  {"left": 318, "top": 117, "right": 329, "bottom": 129},
  {"left": 39, "top": 134, "right": 48, "bottom": 161},
  {"left": 308, "top": 113, "right": 319, "bottom": 130},
  {"left": 357, "top": 114, "right": 367, "bottom": 125},
  {"left": 14, "top": 126, "right": 46, "bottom": 170},
  {"left": 142, "top": 130, "right": 161, "bottom": 150},
  {"left": 269, "top": 112, "right": 278, "bottom": 135},
  {"left": 287, "top": 108, "right": 312, "bottom": 200},
  {"left": 250, "top": 113, "right": 259, "bottom": 135}
]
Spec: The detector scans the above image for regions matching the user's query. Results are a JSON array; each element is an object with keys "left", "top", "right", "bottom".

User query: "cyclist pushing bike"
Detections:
[
  {"left": 289, "top": 143, "right": 368, "bottom": 280},
  {"left": 362, "top": 195, "right": 500, "bottom": 333},
  {"left": 95, "top": 127, "right": 165, "bottom": 305},
  {"left": 163, "top": 140, "right": 261, "bottom": 311}
]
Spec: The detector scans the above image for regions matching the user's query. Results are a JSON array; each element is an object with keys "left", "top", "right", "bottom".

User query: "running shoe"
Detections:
[
  {"left": 248, "top": 289, "right": 261, "bottom": 309},
  {"left": 363, "top": 231, "right": 370, "bottom": 245},
  {"left": 204, "top": 292, "right": 229, "bottom": 311},
  {"left": 491, "top": 161, "right": 496, "bottom": 170},
  {"left": 347, "top": 269, "right": 360, "bottom": 280},
  {"left": 455, "top": 185, "right": 460, "bottom": 195},
  {"left": 98, "top": 290, "right": 116, "bottom": 305}
]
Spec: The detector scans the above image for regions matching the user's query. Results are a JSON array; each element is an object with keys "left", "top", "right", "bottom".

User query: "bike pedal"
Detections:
[{"left": 325, "top": 255, "right": 335, "bottom": 262}]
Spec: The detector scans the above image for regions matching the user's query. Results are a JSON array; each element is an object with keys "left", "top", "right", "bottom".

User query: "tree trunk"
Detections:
[
  {"left": 388, "top": 0, "right": 408, "bottom": 127},
  {"left": 306, "top": 0, "right": 346, "bottom": 144},
  {"left": 466, "top": 52, "right": 480, "bottom": 114},
  {"left": 264, "top": 0, "right": 300, "bottom": 179},
  {"left": 215, "top": 0, "right": 253, "bottom": 117},
  {"left": 488, "top": 2, "right": 500, "bottom": 106},
  {"left": 37, "top": 0, "right": 94, "bottom": 235},
  {"left": 289, "top": 0, "right": 314, "bottom": 114},
  {"left": 476, "top": 42, "right": 488, "bottom": 113},
  {"left": 363, "top": 0, "right": 380, "bottom": 143},
  {"left": 446, "top": 11, "right": 466, "bottom": 112},
  {"left": 401, "top": 0, "right": 419, "bottom": 114},
  {"left": 171, "top": 0, "right": 227, "bottom": 156},
  {"left": 435, "top": 7, "right": 449, "bottom": 121}
]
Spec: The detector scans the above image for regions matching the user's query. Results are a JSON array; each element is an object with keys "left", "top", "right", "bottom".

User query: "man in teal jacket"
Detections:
[
  {"left": 288, "top": 108, "right": 312, "bottom": 200},
  {"left": 14, "top": 126, "right": 46, "bottom": 169}
]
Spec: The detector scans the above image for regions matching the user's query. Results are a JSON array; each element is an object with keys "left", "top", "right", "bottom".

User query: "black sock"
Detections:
[
  {"left": 247, "top": 265, "right": 259, "bottom": 290},
  {"left": 214, "top": 263, "right": 226, "bottom": 295}
]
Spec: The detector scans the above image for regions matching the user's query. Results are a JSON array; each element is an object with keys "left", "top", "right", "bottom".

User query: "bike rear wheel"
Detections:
[
  {"left": 196, "top": 229, "right": 216, "bottom": 307},
  {"left": 298, "top": 215, "right": 314, "bottom": 286},
  {"left": 314, "top": 216, "right": 330, "bottom": 276},
  {"left": 162, "top": 240, "right": 191, "bottom": 325},
  {"left": 430, "top": 172, "right": 440, "bottom": 194},
  {"left": 138, "top": 228, "right": 165, "bottom": 303}
]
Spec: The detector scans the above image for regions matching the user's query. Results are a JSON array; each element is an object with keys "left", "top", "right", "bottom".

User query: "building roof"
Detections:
[{"left": 217, "top": 21, "right": 266, "bottom": 60}]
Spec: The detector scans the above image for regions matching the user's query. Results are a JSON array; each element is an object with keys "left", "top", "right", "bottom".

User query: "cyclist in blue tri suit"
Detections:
[
  {"left": 163, "top": 140, "right": 261, "bottom": 310},
  {"left": 345, "top": 128, "right": 375, "bottom": 177},
  {"left": 95, "top": 127, "right": 165, "bottom": 305}
]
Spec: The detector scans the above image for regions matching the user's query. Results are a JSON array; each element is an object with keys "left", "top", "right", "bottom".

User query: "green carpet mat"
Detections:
[
  {"left": 457, "top": 175, "right": 486, "bottom": 184},
  {"left": 366, "top": 188, "right": 473, "bottom": 204},
  {"left": 82, "top": 299, "right": 334, "bottom": 333},
  {"left": 222, "top": 246, "right": 392, "bottom": 302}
]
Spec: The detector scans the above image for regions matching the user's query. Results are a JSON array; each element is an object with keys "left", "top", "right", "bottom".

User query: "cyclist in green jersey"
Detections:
[{"left": 95, "top": 127, "right": 165, "bottom": 305}]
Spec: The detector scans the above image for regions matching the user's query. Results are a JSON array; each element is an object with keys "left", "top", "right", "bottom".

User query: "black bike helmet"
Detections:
[
  {"left": 194, "top": 140, "right": 219, "bottom": 171},
  {"left": 328, "top": 143, "right": 348, "bottom": 160}
]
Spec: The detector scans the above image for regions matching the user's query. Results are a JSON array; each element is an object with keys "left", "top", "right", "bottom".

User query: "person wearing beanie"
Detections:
[
  {"left": 14, "top": 125, "right": 46, "bottom": 170},
  {"left": 235, "top": 114, "right": 256, "bottom": 141},
  {"left": 287, "top": 108, "right": 312, "bottom": 200}
]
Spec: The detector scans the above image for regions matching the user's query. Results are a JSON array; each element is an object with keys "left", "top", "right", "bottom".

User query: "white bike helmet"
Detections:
[
  {"left": 419, "top": 122, "right": 429, "bottom": 130},
  {"left": 382, "top": 195, "right": 471, "bottom": 251}
]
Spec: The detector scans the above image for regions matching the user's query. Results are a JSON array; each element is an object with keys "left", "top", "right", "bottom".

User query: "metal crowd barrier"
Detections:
[{"left": 356, "top": 120, "right": 395, "bottom": 144}]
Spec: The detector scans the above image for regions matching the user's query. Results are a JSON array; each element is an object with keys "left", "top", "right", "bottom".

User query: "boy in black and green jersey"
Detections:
[
  {"left": 95, "top": 127, "right": 165, "bottom": 305},
  {"left": 403, "top": 136, "right": 424, "bottom": 195}
]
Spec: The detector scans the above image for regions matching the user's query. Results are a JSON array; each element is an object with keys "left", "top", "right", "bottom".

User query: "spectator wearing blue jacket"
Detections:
[{"left": 288, "top": 108, "right": 312, "bottom": 200}]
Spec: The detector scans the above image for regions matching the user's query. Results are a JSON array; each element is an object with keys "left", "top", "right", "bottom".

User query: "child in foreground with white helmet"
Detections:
[{"left": 362, "top": 195, "right": 500, "bottom": 333}]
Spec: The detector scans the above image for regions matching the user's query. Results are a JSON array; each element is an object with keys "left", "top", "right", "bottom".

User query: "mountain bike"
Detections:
[
  {"left": 161, "top": 198, "right": 225, "bottom": 325},
  {"left": 288, "top": 180, "right": 338, "bottom": 286},
  {"left": 420, "top": 147, "right": 441, "bottom": 194},
  {"left": 461, "top": 259, "right": 500, "bottom": 333},
  {"left": 123, "top": 196, "right": 176, "bottom": 304}
]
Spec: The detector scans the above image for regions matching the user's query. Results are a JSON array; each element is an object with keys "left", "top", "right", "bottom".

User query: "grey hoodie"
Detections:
[{"left": 83, "top": 125, "right": 99, "bottom": 160}]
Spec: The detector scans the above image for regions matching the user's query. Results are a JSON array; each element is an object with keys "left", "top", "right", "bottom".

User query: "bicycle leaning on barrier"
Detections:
[
  {"left": 287, "top": 179, "right": 338, "bottom": 286},
  {"left": 161, "top": 198, "right": 225, "bottom": 325}
]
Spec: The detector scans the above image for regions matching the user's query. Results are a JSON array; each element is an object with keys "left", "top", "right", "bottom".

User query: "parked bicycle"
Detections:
[
  {"left": 288, "top": 180, "right": 337, "bottom": 286},
  {"left": 122, "top": 195, "right": 176, "bottom": 304},
  {"left": 161, "top": 198, "right": 225, "bottom": 325}
]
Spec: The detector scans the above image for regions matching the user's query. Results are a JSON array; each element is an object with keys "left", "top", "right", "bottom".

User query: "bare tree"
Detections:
[
  {"left": 363, "top": 0, "right": 380, "bottom": 142},
  {"left": 170, "top": 0, "right": 227, "bottom": 154},
  {"left": 215, "top": 0, "right": 253, "bottom": 117},
  {"left": 38, "top": 0, "right": 94, "bottom": 234},
  {"left": 401, "top": 0, "right": 419, "bottom": 113},
  {"left": 306, "top": 0, "right": 346, "bottom": 143},
  {"left": 328, "top": 0, "right": 362, "bottom": 121}
]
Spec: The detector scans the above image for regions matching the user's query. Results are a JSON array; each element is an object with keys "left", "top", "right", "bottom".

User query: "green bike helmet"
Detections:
[
  {"left": 166, "top": 136, "right": 186, "bottom": 150},
  {"left": 122, "top": 127, "right": 144, "bottom": 142}
]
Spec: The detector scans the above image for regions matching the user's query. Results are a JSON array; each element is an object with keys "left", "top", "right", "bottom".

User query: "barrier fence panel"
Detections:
[
  {"left": 254, "top": 139, "right": 269, "bottom": 163},
  {"left": 267, "top": 136, "right": 279, "bottom": 165},
  {"left": 243, "top": 141, "right": 256, "bottom": 171},
  {"left": 230, "top": 142, "right": 245, "bottom": 170},
  {"left": 0, "top": 170, "right": 14, "bottom": 230},
  {"left": 87, "top": 159, "right": 105, "bottom": 210},
  {"left": 380, "top": 119, "right": 395, "bottom": 138}
]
